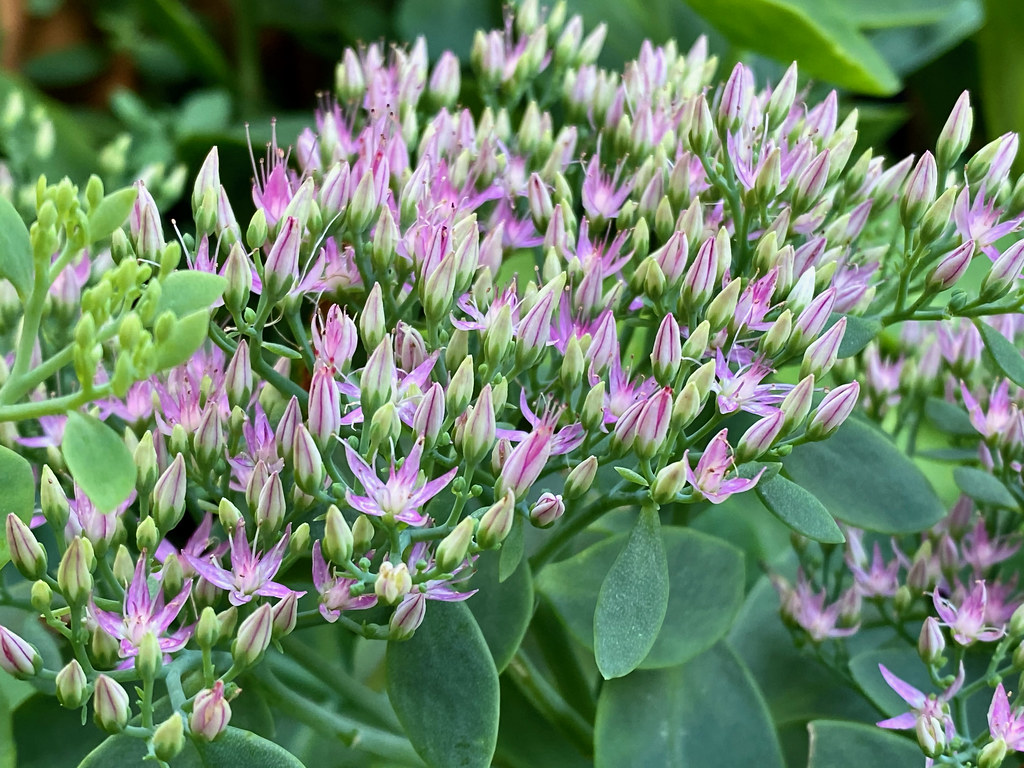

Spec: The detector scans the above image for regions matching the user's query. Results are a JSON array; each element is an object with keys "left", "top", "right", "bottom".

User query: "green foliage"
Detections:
[
  {"left": 953, "top": 465, "right": 1018, "bottom": 509},
  {"left": 0, "top": 195, "right": 34, "bottom": 301},
  {"left": 977, "top": 321, "right": 1024, "bottom": 388},
  {"left": 467, "top": 550, "right": 535, "bottom": 673},
  {"left": 86, "top": 186, "right": 139, "bottom": 243},
  {"left": 62, "top": 411, "right": 137, "bottom": 513},
  {"left": 806, "top": 720, "right": 922, "bottom": 767},
  {"left": 77, "top": 727, "right": 306, "bottom": 767},
  {"left": 0, "top": 445, "right": 35, "bottom": 571},
  {"left": 155, "top": 271, "right": 227, "bottom": 318},
  {"left": 755, "top": 473, "right": 846, "bottom": 543},
  {"left": 153, "top": 309, "right": 213, "bottom": 370}
]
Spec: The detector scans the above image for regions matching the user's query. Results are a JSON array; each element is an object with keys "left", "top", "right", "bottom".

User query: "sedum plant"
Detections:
[{"left": 1, "top": 2, "right": 1024, "bottom": 766}]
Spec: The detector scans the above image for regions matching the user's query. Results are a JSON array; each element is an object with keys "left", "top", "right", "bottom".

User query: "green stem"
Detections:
[
  {"left": 506, "top": 651, "right": 594, "bottom": 757},
  {"left": 529, "top": 484, "right": 642, "bottom": 569}
]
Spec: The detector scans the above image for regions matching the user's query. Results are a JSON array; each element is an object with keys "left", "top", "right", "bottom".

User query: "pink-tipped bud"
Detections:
[
  {"left": 780, "top": 375, "right": 815, "bottom": 435},
  {"left": 55, "top": 659, "right": 88, "bottom": 708},
  {"left": 516, "top": 273, "right": 565, "bottom": 369},
  {"left": 651, "top": 314, "right": 682, "bottom": 386},
  {"left": 223, "top": 242, "right": 252, "bottom": 316},
  {"left": 0, "top": 625, "right": 41, "bottom": 678},
  {"left": 412, "top": 382, "right": 446, "bottom": 449},
  {"left": 390, "top": 592, "right": 427, "bottom": 641},
  {"left": 347, "top": 167, "right": 382, "bottom": 234},
  {"left": 937, "top": 91, "right": 972, "bottom": 170},
  {"left": 900, "top": 151, "right": 937, "bottom": 227},
  {"left": 255, "top": 471, "right": 286, "bottom": 532},
  {"left": 446, "top": 355, "right": 475, "bottom": 418},
  {"left": 58, "top": 535, "right": 94, "bottom": 605},
  {"left": 360, "top": 283, "right": 387, "bottom": 352},
  {"left": 232, "top": 603, "right": 273, "bottom": 667},
  {"left": 225, "top": 340, "right": 253, "bottom": 410},
  {"left": 767, "top": 63, "right": 798, "bottom": 131},
  {"left": 792, "top": 149, "right": 830, "bottom": 214},
  {"left": 634, "top": 387, "right": 674, "bottom": 460},
  {"left": 736, "top": 410, "right": 785, "bottom": 462},
  {"left": 717, "top": 63, "right": 752, "bottom": 133},
  {"left": 263, "top": 216, "right": 301, "bottom": 298},
  {"left": 806, "top": 381, "right": 859, "bottom": 440},
  {"left": 463, "top": 385, "right": 496, "bottom": 465},
  {"left": 689, "top": 93, "right": 716, "bottom": 155},
  {"left": 192, "top": 147, "right": 221, "bottom": 213},
  {"left": 324, "top": 505, "right": 354, "bottom": 564},
  {"left": 527, "top": 173, "right": 554, "bottom": 229},
  {"left": 6, "top": 513, "right": 46, "bottom": 580},
  {"left": 360, "top": 336, "right": 395, "bottom": 418},
  {"left": 429, "top": 51, "right": 461, "bottom": 108},
  {"left": 529, "top": 492, "right": 565, "bottom": 528},
  {"left": 586, "top": 310, "right": 618, "bottom": 377},
  {"left": 918, "top": 616, "right": 945, "bottom": 664},
  {"left": 927, "top": 240, "right": 975, "bottom": 291},
  {"left": 791, "top": 288, "right": 836, "bottom": 349},
  {"left": 654, "top": 231, "right": 688, "bottom": 285},
  {"left": 130, "top": 182, "right": 163, "bottom": 261},
  {"left": 652, "top": 460, "right": 688, "bottom": 504},
  {"left": 681, "top": 236, "right": 717, "bottom": 312},
  {"left": 292, "top": 424, "right": 324, "bottom": 496},
  {"left": 478, "top": 489, "right": 516, "bottom": 549},
  {"left": 191, "top": 680, "right": 232, "bottom": 741},
  {"left": 801, "top": 317, "right": 846, "bottom": 379},
  {"left": 151, "top": 452, "right": 187, "bottom": 533},
  {"left": 308, "top": 368, "right": 342, "bottom": 450},
  {"left": 375, "top": 561, "right": 413, "bottom": 604},
  {"left": 982, "top": 240, "right": 1024, "bottom": 299},
  {"left": 565, "top": 455, "right": 598, "bottom": 499},
  {"left": 93, "top": 675, "right": 130, "bottom": 733},
  {"left": 271, "top": 592, "right": 299, "bottom": 639},
  {"left": 194, "top": 403, "right": 224, "bottom": 469}
]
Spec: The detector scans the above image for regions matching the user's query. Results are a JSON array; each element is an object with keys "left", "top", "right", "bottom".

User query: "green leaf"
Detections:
[
  {"left": 468, "top": 550, "right": 534, "bottom": 673},
  {"left": 0, "top": 445, "right": 35, "bottom": 570},
  {"left": 77, "top": 727, "right": 306, "bottom": 767},
  {"left": 496, "top": 678, "right": 593, "bottom": 768},
  {"left": 147, "top": 0, "right": 233, "bottom": 87},
  {"left": 0, "top": 684, "right": 12, "bottom": 768},
  {"left": 783, "top": 417, "right": 945, "bottom": 533},
  {"left": 396, "top": 0, "right": 499, "bottom": 60},
  {"left": 613, "top": 466, "right": 649, "bottom": 486},
  {"left": 14, "top": 695, "right": 104, "bottom": 767},
  {"left": 807, "top": 720, "right": 922, "bottom": 767},
  {"left": 498, "top": 515, "right": 525, "bottom": 582},
  {"left": 260, "top": 342, "right": 302, "bottom": 361},
  {"left": 176, "top": 90, "right": 232, "bottom": 139},
  {"left": 954, "top": 466, "right": 1017, "bottom": 509},
  {"left": 830, "top": 313, "right": 882, "bottom": 358},
  {"left": 923, "top": 397, "right": 977, "bottom": 436},
  {"left": 538, "top": 526, "right": 744, "bottom": 670},
  {"left": 845, "top": 0, "right": 971, "bottom": 27},
  {"left": 154, "top": 310, "right": 212, "bottom": 370},
  {"left": 594, "top": 505, "right": 668, "bottom": 679},
  {"left": 0, "top": 195, "right": 33, "bottom": 301},
  {"left": 685, "top": 0, "right": 900, "bottom": 95},
  {"left": 87, "top": 187, "right": 137, "bottom": 243},
  {"left": 848, "top": 647, "right": 931, "bottom": 718},
  {"left": 62, "top": 412, "right": 136, "bottom": 513},
  {"left": 594, "top": 643, "right": 784, "bottom": 768},
  {"left": 978, "top": 321, "right": 1024, "bottom": 387},
  {"left": 867, "top": 0, "right": 983, "bottom": 76},
  {"left": 976, "top": 0, "right": 1024, "bottom": 171},
  {"left": 156, "top": 271, "right": 227, "bottom": 318},
  {"left": 755, "top": 473, "right": 846, "bottom": 543},
  {"left": 387, "top": 601, "right": 499, "bottom": 768}
]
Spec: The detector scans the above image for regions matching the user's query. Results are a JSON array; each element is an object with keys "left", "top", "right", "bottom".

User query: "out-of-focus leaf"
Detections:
[
  {"left": 828, "top": 313, "right": 882, "bottom": 358},
  {"left": 146, "top": 0, "right": 233, "bottom": 86},
  {"left": 176, "top": 90, "right": 232, "bottom": 140},
  {"left": 924, "top": 397, "right": 977, "bottom": 436},
  {"left": 22, "top": 44, "right": 107, "bottom": 88},
  {"left": 14, "top": 696, "right": 105, "bottom": 768},
  {"left": 684, "top": 0, "right": 900, "bottom": 95},
  {"left": 155, "top": 271, "right": 227, "bottom": 318},
  {"left": 954, "top": 466, "right": 1018, "bottom": 509},
  {"left": 153, "top": 309, "right": 212, "bottom": 370},
  {"left": 848, "top": 0, "right": 974, "bottom": 27},
  {"left": 87, "top": 187, "right": 138, "bottom": 243},
  {"left": 807, "top": 721, "right": 921, "bottom": 768},
  {"left": 978, "top": 0, "right": 1024, "bottom": 172},
  {"left": 977, "top": 320, "right": 1024, "bottom": 388},
  {"left": 468, "top": 550, "right": 535, "bottom": 673},
  {"left": 0, "top": 196, "right": 33, "bottom": 301},
  {"left": 868, "top": 0, "right": 983, "bottom": 76},
  {"left": 396, "top": 0, "right": 500, "bottom": 59},
  {"left": 0, "top": 445, "right": 34, "bottom": 572}
]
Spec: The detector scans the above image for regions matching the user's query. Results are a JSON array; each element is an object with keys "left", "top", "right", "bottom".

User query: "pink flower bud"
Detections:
[
  {"left": 225, "top": 340, "right": 253, "bottom": 410},
  {"left": 792, "top": 149, "right": 830, "bottom": 213},
  {"left": 93, "top": 674, "right": 130, "bottom": 733},
  {"left": 653, "top": 231, "right": 688, "bottom": 285},
  {"left": 900, "top": 151, "right": 937, "bottom": 226},
  {"left": 611, "top": 400, "right": 645, "bottom": 455},
  {"left": 652, "top": 460, "right": 688, "bottom": 504},
  {"left": 982, "top": 240, "right": 1024, "bottom": 299},
  {"left": 682, "top": 236, "right": 717, "bottom": 311},
  {"left": 792, "top": 288, "right": 837, "bottom": 348},
  {"left": 565, "top": 455, "right": 598, "bottom": 499},
  {"left": 313, "top": 304, "right": 358, "bottom": 374},
  {"left": 478, "top": 489, "right": 516, "bottom": 549},
  {"left": 292, "top": 424, "right": 324, "bottom": 496},
  {"left": 634, "top": 387, "right": 673, "bottom": 459},
  {"left": 585, "top": 310, "right": 618, "bottom": 377},
  {"left": 271, "top": 592, "right": 299, "bottom": 639},
  {"left": 429, "top": 51, "right": 461, "bottom": 107},
  {"left": 194, "top": 404, "right": 224, "bottom": 469},
  {"left": 255, "top": 471, "right": 286, "bottom": 532},
  {"left": 130, "top": 182, "right": 163, "bottom": 260},
  {"left": 58, "top": 535, "right": 94, "bottom": 605},
  {"left": 651, "top": 314, "right": 682, "bottom": 386},
  {"left": 347, "top": 167, "right": 382, "bottom": 233},
  {"left": 527, "top": 173, "right": 554, "bottom": 229},
  {"left": 309, "top": 367, "right": 342, "bottom": 449},
  {"left": 801, "top": 316, "right": 846, "bottom": 379},
  {"left": 767, "top": 63, "right": 798, "bottom": 131},
  {"left": 395, "top": 321, "right": 427, "bottom": 373},
  {"left": 192, "top": 148, "right": 221, "bottom": 212},
  {"left": 937, "top": 91, "right": 972, "bottom": 170},
  {"left": 927, "top": 240, "right": 975, "bottom": 291},
  {"left": 413, "top": 382, "right": 446, "bottom": 449},
  {"left": 232, "top": 603, "right": 273, "bottom": 667},
  {"left": 918, "top": 616, "right": 945, "bottom": 664},
  {"left": 264, "top": 215, "right": 301, "bottom": 298},
  {"left": 780, "top": 375, "right": 816, "bottom": 435},
  {"left": 191, "top": 680, "right": 232, "bottom": 741},
  {"left": 319, "top": 161, "right": 351, "bottom": 220},
  {"left": 463, "top": 385, "right": 496, "bottom": 465},
  {"left": 806, "top": 381, "right": 859, "bottom": 440},
  {"left": 152, "top": 453, "right": 187, "bottom": 532},
  {"left": 689, "top": 93, "right": 716, "bottom": 155},
  {"left": 0, "top": 625, "right": 41, "bottom": 678},
  {"left": 359, "top": 283, "right": 387, "bottom": 352},
  {"left": 736, "top": 410, "right": 785, "bottom": 462},
  {"left": 390, "top": 592, "right": 427, "bottom": 640},
  {"left": 6, "top": 513, "right": 46, "bottom": 580},
  {"left": 529, "top": 492, "right": 565, "bottom": 528},
  {"left": 718, "top": 62, "right": 752, "bottom": 132}
]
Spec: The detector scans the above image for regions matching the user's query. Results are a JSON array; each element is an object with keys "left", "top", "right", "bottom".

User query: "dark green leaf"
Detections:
[
  {"left": 954, "top": 466, "right": 1017, "bottom": 509},
  {"left": 156, "top": 271, "right": 227, "bottom": 318},
  {"left": 147, "top": 0, "right": 233, "bottom": 86},
  {"left": 0, "top": 195, "right": 33, "bottom": 300},
  {"left": 846, "top": 0, "right": 970, "bottom": 27},
  {"left": 830, "top": 313, "right": 882, "bottom": 358},
  {"left": 22, "top": 44, "right": 106, "bottom": 88},
  {"left": 468, "top": 550, "right": 534, "bottom": 673},
  {"left": 539, "top": 526, "right": 744, "bottom": 669},
  {"left": 976, "top": 0, "right": 1024, "bottom": 168},
  {"left": 868, "top": 0, "right": 982, "bottom": 76},
  {"left": 977, "top": 321, "right": 1024, "bottom": 388},
  {"left": 848, "top": 647, "right": 932, "bottom": 718},
  {"left": 613, "top": 466, "right": 648, "bottom": 486},
  {"left": 498, "top": 515, "right": 525, "bottom": 582},
  {"left": 496, "top": 678, "right": 592, "bottom": 768},
  {"left": 77, "top": 727, "right": 306, "bottom": 767},
  {"left": 0, "top": 445, "right": 35, "bottom": 544},
  {"left": 62, "top": 412, "right": 136, "bottom": 513},
  {"left": 154, "top": 310, "right": 211, "bottom": 370},
  {"left": 396, "top": 0, "right": 499, "bottom": 59},
  {"left": 87, "top": 187, "right": 137, "bottom": 243},
  {"left": 0, "top": 685, "right": 10, "bottom": 768},
  {"left": 756, "top": 473, "right": 846, "bottom": 543},
  {"left": 176, "top": 90, "right": 232, "bottom": 139},
  {"left": 15, "top": 695, "right": 104, "bottom": 768},
  {"left": 807, "top": 720, "right": 922, "bottom": 767},
  {"left": 387, "top": 601, "right": 499, "bottom": 768},
  {"left": 783, "top": 417, "right": 945, "bottom": 533},
  {"left": 260, "top": 342, "right": 302, "bottom": 361},
  {"left": 924, "top": 397, "right": 977, "bottom": 436},
  {"left": 917, "top": 447, "right": 979, "bottom": 462},
  {"left": 594, "top": 506, "right": 668, "bottom": 679},
  {"left": 594, "top": 643, "right": 784, "bottom": 768},
  {"left": 685, "top": 0, "right": 900, "bottom": 95}
]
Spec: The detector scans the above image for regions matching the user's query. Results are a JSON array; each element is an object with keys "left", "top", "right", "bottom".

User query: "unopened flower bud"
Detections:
[
  {"left": 652, "top": 460, "right": 688, "bottom": 504},
  {"left": 760, "top": 309, "right": 792, "bottom": 358},
  {"left": 191, "top": 680, "right": 232, "bottom": 741},
  {"left": 92, "top": 625, "right": 120, "bottom": 668},
  {"left": 529, "top": 492, "right": 565, "bottom": 528},
  {"left": 651, "top": 314, "right": 682, "bottom": 386},
  {"left": 55, "top": 659, "right": 88, "bottom": 708},
  {"left": 800, "top": 317, "right": 845, "bottom": 379},
  {"left": 806, "top": 381, "right": 860, "bottom": 440},
  {"left": 135, "top": 631, "right": 161, "bottom": 679},
  {"left": 93, "top": 675, "right": 130, "bottom": 733},
  {"left": 360, "top": 283, "right": 387, "bottom": 352},
  {"left": 271, "top": 592, "right": 299, "bottom": 640},
  {"left": 478, "top": 489, "right": 516, "bottom": 549},
  {"left": 982, "top": 240, "right": 1024, "bottom": 300},
  {"left": 707, "top": 278, "right": 741, "bottom": 334},
  {"left": 58, "top": 536, "right": 94, "bottom": 605},
  {"left": 463, "top": 385, "right": 497, "bottom": 465},
  {"left": 161, "top": 554, "right": 184, "bottom": 600},
  {"left": 375, "top": 561, "right": 413, "bottom": 604},
  {"left": 6, "top": 513, "right": 46, "bottom": 580},
  {"left": 232, "top": 603, "right": 273, "bottom": 668},
  {"left": 152, "top": 453, "right": 187, "bottom": 533},
  {"left": 634, "top": 387, "right": 673, "bottom": 460},
  {"left": 937, "top": 91, "right": 972, "bottom": 171},
  {"left": 436, "top": 516, "right": 475, "bottom": 573},
  {"left": 40, "top": 464, "right": 69, "bottom": 530},
  {"left": 152, "top": 713, "right": 185, "bottom": 762},
  {"left": 447, "top": 355, "right": 476, "bottom": 417},
  {"left": 196, "top": 606, "right": 219, "bottom": 649},
  {"left": 918, "top": 616, "right": 946, "bottom": 664},
  {"left": 30, "top": 580, "right": 51, "bottom": 612},
  {"left": 255, "top": 472, "right": 286, "bottom": 532},
  {"left": 352, "top": 515, "right": 375, "bottom": 554},
  {"left": 927, "top": 240, "right": 974, "bottom": 291},
  {"left": 979, "top": 738, "right": 1008, "bottom": 768},
  {"left": 915, "top": 714, "right": 945, "bottom": 759},
  {"left": 736, "top": 411, "right": 785, "bottom": 462},
  {"left": 223, "top": 242, "right": 252, "bottom": 315},
  {"left": 0, "top": 625, "right": 41, "bottom": 678},
  {"left": 565, "top": 456, "right": 598, "bottom": 499},
  {"left": 412, "top": 382, "right": 446, "bottom": 450},
  {"left": 1010, "top": 602, "right": 1024, "bottom": 638},
  {"left": 780, "top": 375, "right": 815, "bottom": 435},
  {"left": 293, "top": 424, "right": 324, "bottom": 495},
  {"left": 900, "top": 151, "right": 937, "bottom": 228},
  {"left": 390, "top": 592, "right": 427, "bottom": 640}
]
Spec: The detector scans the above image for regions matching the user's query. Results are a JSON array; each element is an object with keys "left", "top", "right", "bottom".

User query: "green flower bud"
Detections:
[
  {"left": 58, "top": 536, "right": 94, "bottom": 606},
  {"left": 352, "top": 515, "right": 375, "bottom": 554},
  {"left": 436, "top": 516, "right": 476, "bottom": 573},
  {"left": 136, "top": 516, "right": 159, "bottom": 554},
  {"left": 232, "top": 604, "right": 273, "bottom": 668},
  {"left": 477, "top": 490, "right": 516, "bottom": 549},
  {"left": 152, "top": 713, "right": 185, "bottom": 762},
  {"left": 136, "top": 631, "right": 161, "bottom": 679},
  {"left": 565, "top": 455, "right": 598, "bottom": 499},
  {"left": 55, "top": 659, "right": 88, "bottom": 709},
  {"left": 30, "top": 580, "right": 51, "bottom": 613},
  {"left": 447, "top": 355, "right": 476, "bottom": 417},
  {"left": 93, "top": 675, "right": 130, "bottom": 733}
]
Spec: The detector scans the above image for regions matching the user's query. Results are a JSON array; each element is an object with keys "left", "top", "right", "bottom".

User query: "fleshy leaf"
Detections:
[
  {"left": 594, "top": 505, "right": 668, "bottom": 679},
  {"left": 387, "top": 601, "right": 499, "bottom": 768},
  {"left": 77, "top": 726, "right": 306, "bottom": 767},
  {"left": 87, "top": 187, "right": 137, "bottom": 243},
  {"left": 539, "top": 526, "right": 743, "bottom": 670},
  {"left": 807, "top": 720, "right": 922, "bottom": 767},
  {"left": 0, "top": 195, "right": 33, "bottom": 301},
  {"left": 468, "top": 550, "right": 534, "bottom": 673},
  {"left": 0, "top": 445, "right": 35, "bottom": 572},
  {"left": 498, "top": 515, "right": 525, "bottom": 582},
  {"left": 755, "top": 473, "right": 845, "bottom": 543},
  {"left": 156, "top": 271, "right": 227, "bottom": 319},
  {"left": 977, "top": 321, "right": 1024, "bottom": 388},
  {"left": 594, "top": 643, "right": 784, "bottom": 768},
  {"left": 830, "top": 313, "right": 882, "bottom": 358},
  {"left": 924, "top": 397, "right": 977, "bottom": 436},
  {"left": 154, "top": 310, "right": 212, "bottom": 371},
  {"left": 62, "top": 412, "right": 136, "bottom": 513},
  {"left": 783, "top": 417, "right": 944, "bottom": 533},
  {"left": 953, "top": 466, "right": 1017, "bottom": 509}
]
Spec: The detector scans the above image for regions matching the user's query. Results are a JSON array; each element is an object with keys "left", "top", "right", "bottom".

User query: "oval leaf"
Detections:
[
  {"left": 783, "top": 417, "right": 944, "bottom": 533},
  {"left": 0, "top": 196, "right": 33, "bottom": 300},
  {"left": 953, "top": 465, "right": 1018, "bottom": 510},
  {"left": 0, "top": 444, "right": 35, "bottom": 570},
  {"left": 538, "top": 526, "right": 744, "bottom": 670},
  {"left": 62, "top": 412, "right": 136, "bottom": 513},
  {"left": 156, "top": 271, "right": 227, "bottom": 318},
  {"left": 832, "top": 313, "right": 882, "bottom": 358},
  {"left": 87, "top": 187, "right": 137, "bottom": 243},
  {"left": 78, "top": 727, "right": 305, "bottom": 767},
  {"left": 154, "top": 310, "right": 212, "bottom": 371},
  {"left": 468, "top": 550, "right": 534, "bottom": 673},
  {"left": 807, "top": 720, "right": 921, "bottom": 768},
  {"left": 594, "top": 505, "right": 668, "bottom": 679},
  {"left": 924, "top": 397, "right": 977, "bottom": 436},
  {"left": 978, "top": 321, "right": 1024, "bottom": 388},
  {"left": 594, "top": 643, "right": 784, "bottom": 768},
  {"left": 756, "top": 473, "right": 845, "bottom": 543},
  {"left": 387, "top": 601, "right": 499, "bottom": 768},
  {"left": 498, "top": 515, "right": 525, "bottom": 582}
]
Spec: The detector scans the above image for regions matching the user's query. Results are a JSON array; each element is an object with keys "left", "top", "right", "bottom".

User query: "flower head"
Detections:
[{"left": 184, "top": 523, "right": 299, "bottom": 606}]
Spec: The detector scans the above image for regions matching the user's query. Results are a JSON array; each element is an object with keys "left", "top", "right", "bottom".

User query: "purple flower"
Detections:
[
  {"left": 876, "top": 661, "right": 963, "bottom": 736},
  {"left": 89, "top": 556, "right": 193, "bottom": 667},
  {"left": 932, "top": 580, "right": 1006, "bottom": 645},
  {"left": 184, "top": 523, "right": 298, "bottom": 606},
  {"left": 953, "top": 184, "right": 1024, "bottom": 260},
  {"left": 581, "top": 154, "right": 634, "bottom": 219},
  {"left": 962, "top": 518, "right": 1021, "bottom": 573},
  {"left": 311, "top": 541, "right": 377, "bottom": 622},
  {"left": 683, "top": 429, "right": 763, "bottom": 504},
  {"left": 772, "top": 570, "right": 860, "bottom": 642},
  {"left": 845, "top": 536, "right": 901, "bottom": 598},
  {"left": 344, "top": 439, "right": 456, "bottom": 527},
  {"left": 988, "top": 684, "right": 1024, "bottom": 751},
  {"left": 711, "top": 350, "right": 786, "bottom": 417}
]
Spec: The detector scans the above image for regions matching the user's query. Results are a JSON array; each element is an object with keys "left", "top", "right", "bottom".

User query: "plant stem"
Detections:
[{"left": 506, "top": 651, "right": 594, "bottom": 757}]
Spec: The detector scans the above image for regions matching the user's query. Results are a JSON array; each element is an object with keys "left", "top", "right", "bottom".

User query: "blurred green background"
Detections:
[{"left": 0, "top": 0, "right": 1014, "bottom": 216}]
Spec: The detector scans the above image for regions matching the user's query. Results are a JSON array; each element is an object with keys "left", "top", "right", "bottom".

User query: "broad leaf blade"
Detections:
[
  {"left": 977, "top": 321, "right": 1024, "bottom": 387},
  {"left": 468, "top": 550, "right": 534, "bottom": 673},
  {"left": 0, "top": 195, "right": 33, "bottom": 300},
  {"left": 756, "top": 473, "right": 845, "bottom": 543},
  {"left": 594, "top": 505, "right": 668, "bottom": 679},
  {"left": 594, "top": 643, "right": 784, "bottom": 768},
  {"left": 156, "top": 271, "right": 227, "bottom": 318},
  {"left": 78, "top": 727, "right": 305, "bottom": 767},
  {"left": 807, "top": 720, "right": 922, "bottom": 767},
  {"left": 829, "top": 313, "right": 882, "bottom": 358},
  {"left": 154, "top": 310, "right": 212, "bottom": 371},
  {"left": 387, "top": 601, "right": 499, "bottom": 768},
  {"left": 87, "top": 187, "right": 137, "bottom": 243},
  {"left": 0, "top": 445, "right": 34, "bottom": 572},
  {"left": 62, "top": 412, "right": 136, "bottom": 513},
  {"left": 953, "top": 466, "right": 1017, "bottom": 510}
]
